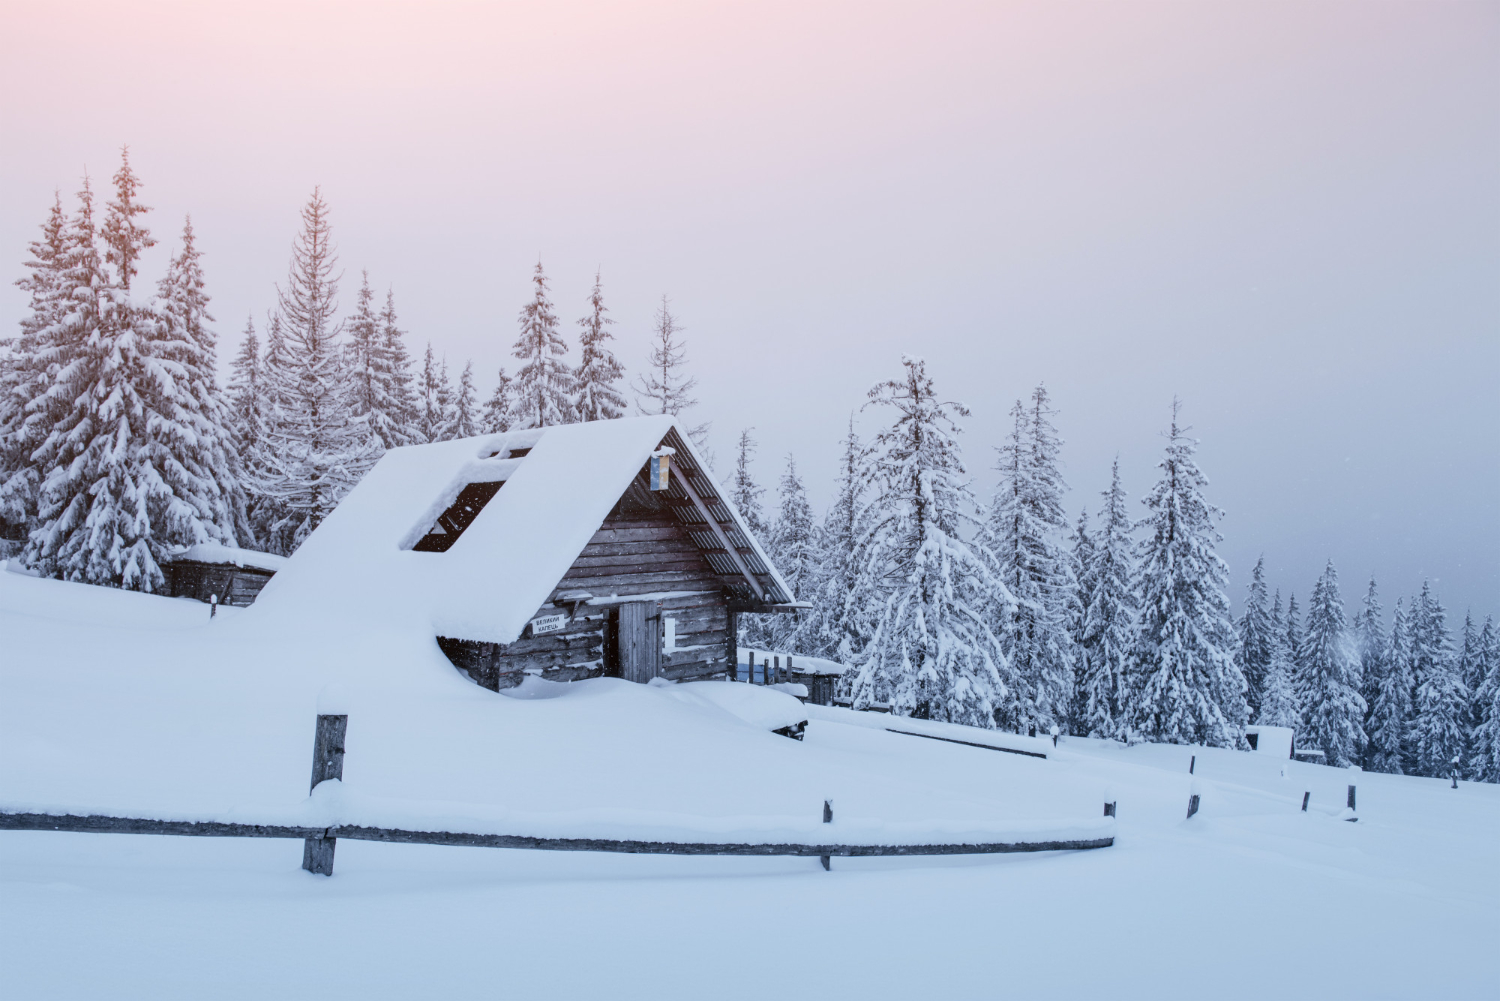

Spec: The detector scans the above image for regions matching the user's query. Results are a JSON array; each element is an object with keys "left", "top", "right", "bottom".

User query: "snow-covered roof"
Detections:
[
  {"left": 165, "top": 542, "right": 288, "bottom": 573},
  {"left": 251, "top": 417, "right": 796, "bottom": 645}
]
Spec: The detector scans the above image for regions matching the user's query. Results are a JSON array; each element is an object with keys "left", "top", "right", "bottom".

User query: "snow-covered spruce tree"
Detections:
[
  {"left": 847, "top": 356, "right": 1011, "bottom": 725},
  {"left": 1121, "top": 400, "right": 1246, "bottom": 747},
  {"left": 1410, "top": 583, "right": 1467, "bottom": 779},
  {"left": 1, "top": 192, "right": 70, "bottom": 541},
  {"left": 728, "top": 428, "right": 772, "bottom": 648},
  {"left": 28, "top": 171, "right": 236, "bottom": 587},
  {"left": 766, "top": 454, "right": 819, "bottom": 651},
  {"left": 1457, "top": 611, "right": 1485, "bottom": 776},
  {"left": 379, "top": 290, "right": 421, "bottom": 442},
  {"left": 801, "top": 416, "right": 875, "bottom": 669},
  {"left": 434, "top": 359, "right": 455, "bottom": 440},
  {"left": 419, "top": 344, "right": 444, "bottom": 441},
  {"left": 100, "top": 147, "right": 155, "bottom": 293},
  {"left": 482, "top": 367, "right": 513, "bottom": 434},
  {"left": 1076, "top": 458, "right": 1137, "bottom": 738},
  {"left": 1284, "top": 591, "right": 1304, "bottom": 690},
  {"left": 1354, "top": 575, "right": 1387, "bottom": 761},
  {"left": 633, "top": 295, "right": 709, "bottom": 453},
  {"left": 345, "top": 273, "right": 419, "bottom": 450},
  {"left": 450, "top": 361, "right": 480, "bottom": 438},
  {"left": 987, "top": 386, "right": 1077, "bottom": 734},
  {"left": 573, "top": 270, "right": 626, "bottom": 423},
  {"left": 1067, "top": 506, "right": 1094, "bottom": 732},
  {"left": 1236, "top": 556, "right": 1275, "bottom": 721},
  {"left": 508, "top": 262, "right": 573, "bottom": 430},
  {"left": 1258, "top": 592, "right": 1301, "bottom": 729},
  {"left": 1364, "top": 597, "right": 1413, "bottom": 773},
  {"left": 253, "top": 189, "right": 377, "bottom": 551},
  {"left": 1296, "top": 561, "right": 1366, "bottom": 767},
  {"left": 149, "top": 216, "right": 247, "bottom": 546},
  {"left": 1467, "top": 617, "right": 1500, "bottom": 782}
]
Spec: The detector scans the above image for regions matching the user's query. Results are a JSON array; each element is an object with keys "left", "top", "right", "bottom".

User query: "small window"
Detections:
[{"left": 411, "top": 481, "right": 503, "bottom": 552}]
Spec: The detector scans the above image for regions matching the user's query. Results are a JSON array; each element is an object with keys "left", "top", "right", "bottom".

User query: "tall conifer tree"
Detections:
[
  {"left": 508, "top": 262, "right": 572, "bottom": 429},
  {"left": 1410, "top": 583, "right": 1467, "bottom": 778},
  {"left": 573, "top": 271, "right": 626, "bottom": 423},
  {"left": 1467, "top": 617, "right": 1500, "bottom": 782},
  {"left": 1258, "top": 591, "right": 1301, "bottom": 729},
  {"left": 1236, "top": 556, "right": 1275, "bottom": 720},
  {"left": 1121, "top": 400, "right": 1246, "bottom": 747},
  {"left": 847, "top": 357, "right": 1011, "bottom": 725},
  {"left": 1297, "top": 561, "right": 1366, "bottom": 766},
  {"left": 1365, "top": 597, "right": 1413, "bottom": 773},
  {"left": 1076, "top": 459, "right": 1136, "bottom": 738}
]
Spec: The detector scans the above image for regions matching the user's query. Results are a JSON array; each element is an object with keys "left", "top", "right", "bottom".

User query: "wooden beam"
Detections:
[
  {"left": 673, "top": 466, "right": 766, "bottom": 601},
  {"left": 0, "top": 812, "right": 1114, "bottom": 857}
]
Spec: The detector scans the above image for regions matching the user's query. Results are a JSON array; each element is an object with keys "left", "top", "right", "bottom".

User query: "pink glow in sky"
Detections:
[{"left": 2, "top": 1, "right": 1497, "bottom": 614}]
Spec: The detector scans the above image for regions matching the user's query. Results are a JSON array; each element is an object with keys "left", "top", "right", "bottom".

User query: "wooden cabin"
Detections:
[
  {"left": 437, "top": 425, "right": 799, "bottom": 690},
  {"left": 162, "top": 544, "right": 286, "bottom": 607},
  {"left": 251, "top": 416, "right": 804, "bottom": 693}
]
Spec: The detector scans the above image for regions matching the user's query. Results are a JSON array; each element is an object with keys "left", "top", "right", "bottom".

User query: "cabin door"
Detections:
[{"left": 617, "top": 601, "right": 662, "bottom": 684}]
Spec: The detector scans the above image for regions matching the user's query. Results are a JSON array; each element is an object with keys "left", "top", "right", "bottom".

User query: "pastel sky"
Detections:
[{"left": 2, "top": 1, "right": 1496, "bottom": 618}]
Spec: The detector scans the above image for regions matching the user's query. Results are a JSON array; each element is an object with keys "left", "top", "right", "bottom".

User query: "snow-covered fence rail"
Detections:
[
  {"left": 0, "top": 714, "right": 1113, "bottom": 875},
  {"left": 0, "top": 811, "right": 1115, "bottom": 862}
]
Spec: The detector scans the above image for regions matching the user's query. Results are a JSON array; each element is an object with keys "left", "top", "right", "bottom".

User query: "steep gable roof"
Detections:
[{"left": 252, "top": 417, "right": 795, "bottom": 645}]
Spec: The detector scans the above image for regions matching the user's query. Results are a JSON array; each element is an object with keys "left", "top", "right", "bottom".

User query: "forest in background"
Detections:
[{"left": 2, "top": 153, "right": 1496, "bottom": 782}]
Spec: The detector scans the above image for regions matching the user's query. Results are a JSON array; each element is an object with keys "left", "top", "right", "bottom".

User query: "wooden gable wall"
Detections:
[{"left": 438, "top": 472, "right": 732, "bottom": 691}]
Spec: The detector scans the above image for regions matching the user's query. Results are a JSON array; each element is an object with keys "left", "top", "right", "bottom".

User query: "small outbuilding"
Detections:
[
  {"left": 252, "top": 416, "right": 804, "bottom": 691},
  {"left": 162, "top": 543, "right": 287, "bottom": 607}
]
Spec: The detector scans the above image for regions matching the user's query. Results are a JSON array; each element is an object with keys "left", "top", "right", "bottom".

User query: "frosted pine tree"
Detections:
[
  {"left": 1410, "top": 584, "right": 1467, "bottom": 779},
  {"left": 379, "top": 290, "right": 421, "bottom": 443},
  {"left": 148, "top": 216, "right": 246, "bottom": 546},
  {"left": 1121, "top": 400, "right": 1247, "bottom": 747},
  {"left": 29, "top": 169, "right": 236, "bottom": 587},
  {"left": 100, "top": 147, "right": 155, "bottom": 293},
  {"left": 1296, "top": 561, "right": 1366, "bottom": 766},
  {"left": 508, "top": 262, "right": 573, "bottom": 429},
  {"left": 728, "top": 429, "right": 772, "bottom": 648},
  {"left": 1236, "top": 557, "right": 1276, "bottom": 720},
  {"left": 1467, "top": 617, "right": 1499, "bottom": 782},
  {"left": 633, "top": 295, "right": 709, "bottom": 453},
  {"left": 450, "top": 362, "right": 481, "bottom": 438},
  {"left": 1284, "top": 592, "right": 1304, "bottom": 689},
  {"left": 482, "top": 367, "right": 514, "bottom": 434},
  {"left": 573, "top": 271, "right": 626, "bottom": 423},
  {"left": 1457, "top": 612, "right": 1484, "bottom": 775},
  {"left": 987, "top": 387, "right": 1077, "bottom": 733},
  {"left": 801, "top": 416, "right": 874, "bottom": 668},
  {"left": 766, "top": 454, "right": 818, "bottom": 651},
  {"left": 1, "top": 192, "right": 69, "bottom": 539},
  {"left": 253, "top": 189, "right": 377, "bottom": 550},
  {"left": 1364, "top": 597, "right": 1413, "bottom": 773},
  {"left": 847, "top": 357, "right": 1010, "bottom": 725},
  {"left": 1258, "top": 592, "right": 1301, "bottom": 729},
  {"left": 345, "top": 273, "right": 419, "bottom": 450},
  {"left": 1354, "top": 576, "right": 1387, "bottom": 761},
  {"left": 419, "top": 344, "right": 444, "bottom": 441},
  {"left": 1076, "top": 459, "right": 1136, "bottom": 738}
]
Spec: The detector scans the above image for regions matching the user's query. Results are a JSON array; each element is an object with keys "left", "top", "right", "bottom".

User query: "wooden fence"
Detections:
[{"left": 0, "top": 715, "right": 1113, "bottom": 876}]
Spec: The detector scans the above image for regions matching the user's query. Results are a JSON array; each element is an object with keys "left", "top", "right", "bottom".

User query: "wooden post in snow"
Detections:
[
  {"left": 1104, "top": 801, "right": 1116, "bottom": 817},
  {"left": 1301, "top": 791, "right": 1310, "bottom": 812},
  {"left": 1189, "top": 755, "right": 1195, "bottom": 775},
  {"left": 302, "top": 714, "right": 347, "bottom": 876},
  {"left": 821, "top": 799, "right": 833, "bottom": 871},
  {"left": 727, "top": 611, "right": 738, "bottom": 682},
  {"left": 1347, "top": 785, "right": 1356, "bottom": 810},
  {"left": 1186, "top": 794, "right": 1199, "bottom": 819}
]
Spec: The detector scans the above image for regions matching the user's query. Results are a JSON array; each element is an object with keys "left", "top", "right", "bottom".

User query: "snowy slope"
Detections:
[{"left": 1, "top": 572, "right": 1496, "bottom": 999}]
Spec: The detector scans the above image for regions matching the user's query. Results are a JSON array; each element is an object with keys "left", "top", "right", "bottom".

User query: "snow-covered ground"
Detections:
[{"left": 2, "top": 569, "right": 1496, "bottom": 999}]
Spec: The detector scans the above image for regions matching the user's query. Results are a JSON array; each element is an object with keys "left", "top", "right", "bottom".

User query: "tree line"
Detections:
[
  {"left": 3, "top": 154, "right": 1495, "bottom": 781},
  {"left": 1, "top": 154, "right": 706, "bottom": 569},
  {"left": 731, "top": 361, "right": 1499, "bottom": 783}
]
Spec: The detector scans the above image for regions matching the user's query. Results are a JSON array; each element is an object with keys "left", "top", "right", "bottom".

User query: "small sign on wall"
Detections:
[{"left": 529, "top": 612, "right": 569, "bottom": 636}]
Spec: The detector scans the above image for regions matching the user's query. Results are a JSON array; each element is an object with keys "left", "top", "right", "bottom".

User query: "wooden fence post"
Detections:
[
  {"left": 1103, "top": 801, "right": 1116, "bottom": 817},
  {"left": 821, "top": 799, "right": 833, "bottom": 871},
  {"left": 1189, "top": 755, "right": 1195, "bottom": 775},
  {"left": 1186, "top": 794, "right": 1199, "bottom": 819},
  {"left": 302, "top": 714, "right": 347, "bottom": 876},
  {"left": 1347, "top": 785, "right": 1356, "bottom": 810},
  {"left": 727, "top": 611, "right": 738, "bottom": 682},
  {"left": 1301, "top": 791, "right": 1310, "bottom": 812}
]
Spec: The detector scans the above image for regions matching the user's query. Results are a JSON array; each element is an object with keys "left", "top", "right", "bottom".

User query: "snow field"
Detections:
[{"left": 1, "top": 572, "right": 1497, "bottom": 999}]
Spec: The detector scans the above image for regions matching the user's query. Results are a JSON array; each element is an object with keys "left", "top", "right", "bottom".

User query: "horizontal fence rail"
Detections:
[{"left": 0, "top": 812, "right": 1114, "bottom": 857}]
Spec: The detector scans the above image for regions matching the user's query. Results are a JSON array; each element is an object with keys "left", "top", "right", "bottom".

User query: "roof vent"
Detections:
[{"left": 410, "top": 481, "right": 503, "bottom": 552}]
